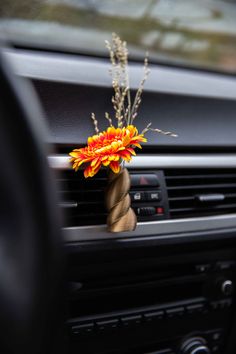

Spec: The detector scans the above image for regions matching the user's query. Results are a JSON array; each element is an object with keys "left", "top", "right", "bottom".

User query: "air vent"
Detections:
[
  {"left": 57, "top": 169, "right": 107, "bottom": 227},
  {"left": 165, "top": 169, "right": 236, "bottom": 219},
  {"left": 57, "top": 169, "right": 168, "bottom": 227}
]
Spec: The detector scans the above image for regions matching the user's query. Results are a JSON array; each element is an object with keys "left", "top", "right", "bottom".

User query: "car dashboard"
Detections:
[{"left": 4, "top": 47, "right": 236, "bottom": 354}]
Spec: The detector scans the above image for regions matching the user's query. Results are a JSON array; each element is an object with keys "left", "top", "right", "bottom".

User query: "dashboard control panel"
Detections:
[
  {"left": 67, "top": 256, "right": 235, "bottom": 354},
  {"left": 129, "top": 171, "right": 169, "bottom": 221}
]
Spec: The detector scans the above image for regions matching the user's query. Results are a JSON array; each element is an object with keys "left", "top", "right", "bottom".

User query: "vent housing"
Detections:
[
  {"left": 57, "top": 169, "right": 168, "bottom": 227},
  {"left": 165, "top": 169, "right": 236, "bottom": 219},
  {"left": 57, "top": 168, "right": 236, "bottom": 227}
]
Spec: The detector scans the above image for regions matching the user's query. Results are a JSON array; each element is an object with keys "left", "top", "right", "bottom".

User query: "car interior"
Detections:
[{"left": 1, "top": 1, "right": 236, "bottom": 353}]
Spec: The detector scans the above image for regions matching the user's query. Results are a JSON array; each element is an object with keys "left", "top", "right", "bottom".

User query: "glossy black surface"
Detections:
[{"left": 33, "top": 80, "right": 236, "bottom": 150}]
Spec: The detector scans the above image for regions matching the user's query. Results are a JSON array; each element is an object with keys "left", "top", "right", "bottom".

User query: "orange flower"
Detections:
[{"left": 69, "top": 125, "right": 147, "bottom": 178}]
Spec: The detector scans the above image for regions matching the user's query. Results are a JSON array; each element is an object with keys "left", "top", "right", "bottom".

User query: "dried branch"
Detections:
[
  {"left": 141, "top": 122, "right": 177, "bottom": 137},
  {"left": 149, "top": 128, "right": 178, "bottom": 137},
  {"left": 130, "top": 55, "right": 150, "bottom": 124},
  {"left": 105, "top": 33, "right": 177, "bottom": 139},
  {"left": 106, "top": 33, "right": 131, "bottom": 127},
  {"left": 91, "top": 112, "right": 99, "bottom": 134},
  {"left": 141, "top": 122, "right": 152, "bottom": 135},
  {"left": 105, "top": 112, "right": 113, "bottom": 127}
]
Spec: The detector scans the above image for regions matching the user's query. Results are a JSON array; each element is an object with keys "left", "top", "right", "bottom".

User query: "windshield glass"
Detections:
[{"left": 1, "top": 0, "right": 236, "bottom": 74}]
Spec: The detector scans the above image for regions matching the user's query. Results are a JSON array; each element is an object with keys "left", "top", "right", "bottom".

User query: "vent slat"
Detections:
[
  {"left": 169, "top": 196, "right": 195, "bottom": 202},
  {"left": 169, "top": 193, "right": 236, "bottom": 202},
  {"left": 165, "top": 169, "right": 236, "bottom": 219},
  {"left": 59, "top": 189, "right": 104, "bottom": 195},
  {"left": 166, "top": 173, "right": 236, "bottom": 180},
  {"left": 167, "top": 183, "right": 236, "bottom": 191},
  {"left": 170, "top": 203, "right": 236, "bottom": 213}
]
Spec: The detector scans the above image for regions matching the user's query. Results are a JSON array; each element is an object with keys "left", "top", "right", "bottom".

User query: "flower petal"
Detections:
[
  {"left": 69, "top": 124, "right": 146, "bottom": 177},
  {"left": 109, "top": 161, "right": 121, "bottom": 174}
]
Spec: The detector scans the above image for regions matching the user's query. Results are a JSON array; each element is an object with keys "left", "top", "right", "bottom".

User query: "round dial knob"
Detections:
[
  {"left": 221, "top": 279, "right": 233, "bottom": 296},
  {"left": 181, "top": 337, "right": 210, "bottom": 354}
]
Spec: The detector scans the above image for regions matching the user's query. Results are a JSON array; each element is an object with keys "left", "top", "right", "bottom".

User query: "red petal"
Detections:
[{"left": 109, "top": 161, "right": 121, "bottom": 174}]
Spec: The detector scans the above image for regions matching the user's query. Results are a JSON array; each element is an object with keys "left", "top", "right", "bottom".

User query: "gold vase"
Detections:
[{"left": 105, "top": 168, "right": 137, "bottom": 232}]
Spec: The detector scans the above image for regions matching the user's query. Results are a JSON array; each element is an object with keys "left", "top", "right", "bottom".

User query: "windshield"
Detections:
[{"left": 1, "top": 0, "right": 236, "bottom": 74}]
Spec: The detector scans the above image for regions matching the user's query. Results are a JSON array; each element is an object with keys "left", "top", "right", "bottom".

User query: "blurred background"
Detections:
[{"left": 1, "top": 0, "right": 236, "bottom": 74}]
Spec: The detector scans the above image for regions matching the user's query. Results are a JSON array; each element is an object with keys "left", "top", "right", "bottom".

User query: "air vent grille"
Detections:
[
  {"left": 57, "top": 169, "right": 168, "bottom": 227},
  {"left": 58, "top": 169, "right": 107, "bottom": 226},
  {"left": 165, "top": 169, "right": 236, "bottom": 219}
]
